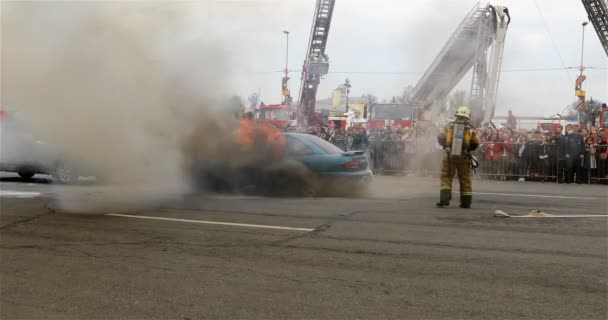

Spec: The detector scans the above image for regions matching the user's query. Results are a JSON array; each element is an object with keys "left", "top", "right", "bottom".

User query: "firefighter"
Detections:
[{"left": 436, "top": 106, "right": 479, "bottom": 208}]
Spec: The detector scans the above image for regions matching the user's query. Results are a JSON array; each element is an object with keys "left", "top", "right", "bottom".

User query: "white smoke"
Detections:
[{"left": 1, "top": 1, "right": 238, "bottom": 212}]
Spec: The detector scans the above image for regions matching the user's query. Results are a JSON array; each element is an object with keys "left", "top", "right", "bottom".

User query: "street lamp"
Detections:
[
  {"left": 344, "top": 78, "right": 351, "bottom": 113},
  {"left": 580, "top": 21, "right": 588, "bottom": 76},
  {"left": 282, "top": 30, "right": 290, "bottom": 103},
  {"left": 282, "top": 30, "right": 289, "bottom": 75}
]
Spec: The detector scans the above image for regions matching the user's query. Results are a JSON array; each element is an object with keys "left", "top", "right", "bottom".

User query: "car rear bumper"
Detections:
[
  {"left": 0, "top": 162, "right": 52, "bottom": 174},
  {"left": 318, "top": 169, "right": 373, "bottom": 184}
]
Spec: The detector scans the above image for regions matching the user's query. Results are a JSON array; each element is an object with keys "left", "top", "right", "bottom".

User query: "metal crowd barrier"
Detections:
[
  {"left": 474, "top": 142, "right": 608, "bottom": 184},
  {"left": 370, "top": 140, "right": 407, "bottom": 173},
  {"left": 473, "top": 143, "right": 557, "bottom": 180},
  {"left": 333, "top": 137, "right": 369, "bottom": 152},
  {"left": 329, "top": 139, "right": 608, "bottom": 184}
]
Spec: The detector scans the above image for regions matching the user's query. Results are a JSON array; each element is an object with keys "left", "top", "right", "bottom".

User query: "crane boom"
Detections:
[
  {"left": 411, "top": 2, "right": 510, "bottom": 127},
  {"left": 298, "top": 0, "right": 336, "bottom": 127},
  {"left": 582, "top": 0, "right": 608, "bottom": 56}
]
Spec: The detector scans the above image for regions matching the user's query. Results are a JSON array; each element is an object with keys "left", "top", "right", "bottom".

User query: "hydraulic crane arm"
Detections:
[
  {"left": 298, "top": 0, "right": 336, "bottom": 127},
  {"left": 477, "top": 5, "right": 509, "bottom": 125},
  {"left": 581, "top": 0, "right": 608, "bottom": 56},
  {"left": 410, "top": 2, "right": 510, "bottom": 127}
]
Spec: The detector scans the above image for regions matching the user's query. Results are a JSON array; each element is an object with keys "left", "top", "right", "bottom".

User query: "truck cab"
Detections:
[
  {"left": 368, "top": 103, "right": 412, "bottom": 129},
  {"left": 254, "top": 104, "right": 297, "bottom": 129}
]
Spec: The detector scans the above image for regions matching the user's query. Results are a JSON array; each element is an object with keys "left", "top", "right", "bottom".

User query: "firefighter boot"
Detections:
[
  {"left": 460, "top": 195, "right": 472, "bottom": 208},
  {"left": 436, "top": 190, "right": 451, "bottom": 207}
]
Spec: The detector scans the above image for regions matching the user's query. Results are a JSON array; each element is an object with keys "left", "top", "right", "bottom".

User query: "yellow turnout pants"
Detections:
[{"left": 440, "top": 154, "right": 472, "bottom": 196}]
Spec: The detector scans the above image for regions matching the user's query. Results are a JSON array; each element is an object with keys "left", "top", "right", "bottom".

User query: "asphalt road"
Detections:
[{"left": 1, "top": 173, "right": 607, "bottom": 319}]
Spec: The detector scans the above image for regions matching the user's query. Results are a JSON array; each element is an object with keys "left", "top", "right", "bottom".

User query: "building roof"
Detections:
[{"left": 316, "top": 96, "right": 368, "bottom": 108}]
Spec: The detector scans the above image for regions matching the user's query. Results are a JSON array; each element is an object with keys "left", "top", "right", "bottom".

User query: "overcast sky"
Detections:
[
  {"left": 3, "top": 0, "right": 606, "bottom": 118},
  {"left": 204, "top": 0, "right": 607, "bottom": 117}
]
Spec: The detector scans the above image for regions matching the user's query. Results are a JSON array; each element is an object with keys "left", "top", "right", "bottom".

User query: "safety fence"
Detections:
[
  {"left": 331, "top": 137, "right": 368, "bottom": 153},
  {"left": 332, "top": 139, "right": 608, "bottom": 184},
  {"left": 475, "top": 142, "right": 559, "bottom": 181},
  {"left": 474, "top": 142, "right": 606, "bottom": 184}
]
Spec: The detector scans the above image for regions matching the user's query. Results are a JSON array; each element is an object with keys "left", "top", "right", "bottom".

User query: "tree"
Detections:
[
  {"left": 564, "top": 101, "right": 578, "bottom": 119},
  {"left": 398, "top": 85, "right": 414, "bottom": 104},
  {"left": 567, "top": 98, "right": 604, "bottom": 127},
  {"left": 361, "top": 94, "right": 378, "bottom": 104}
]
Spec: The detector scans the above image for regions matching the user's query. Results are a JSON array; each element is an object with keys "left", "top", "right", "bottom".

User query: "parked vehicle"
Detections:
[
  {"left": 0, "top": 109, "right": 78, "bottom": 183},
  {"left": 254, "top": 104, "right": 297, "bottom": 130},
  {"left": 368, "top": 103, "right": 412, "bottom": 129}
]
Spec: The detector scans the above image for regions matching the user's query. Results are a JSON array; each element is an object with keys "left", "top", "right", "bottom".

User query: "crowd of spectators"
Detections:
[
  {"left": 298, "top": 118, "right": 607, "bottom": 184},
  {"left": 476, "top": 122, "right": 607, "bottom": 183}
]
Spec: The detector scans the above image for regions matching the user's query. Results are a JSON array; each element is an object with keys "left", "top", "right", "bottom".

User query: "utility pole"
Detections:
[
  {"left": 580, "top": 21, "right": 588, "bottom": 76},
  {"left": 575, "top": 21, "right": 589, "bottom": 114},
  {"left": 344, "top": 78, "right": 351, "bottom": 113},
  {"left": 283, "top": 31, "right": 289, "bottom": 72},
  {"left": 281, "top": 30, "right": 291, "bottom": 105}
]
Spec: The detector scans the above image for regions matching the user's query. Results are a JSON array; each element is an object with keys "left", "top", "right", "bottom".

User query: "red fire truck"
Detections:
[
  {"left": 368, "top": 103, "right": 412, "bottom": 129},
  {"left": 254, "top": 104, "right": 297, "bottom": 129}
]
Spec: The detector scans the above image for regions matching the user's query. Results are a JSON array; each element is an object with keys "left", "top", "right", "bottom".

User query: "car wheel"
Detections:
[
  {"left": 262, "top": 162, "right": 317, "bottom": 197},
  {"left": 18, "top": 171, "right": 35, "bottom": 179},
  {"left": 53, "top": 161, "right": 77, "bottom": 184}
]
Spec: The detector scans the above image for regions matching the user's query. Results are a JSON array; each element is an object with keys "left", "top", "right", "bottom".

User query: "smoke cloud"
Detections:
[{"left": 1, "top": 1, "right": 239, "bottom": 212}]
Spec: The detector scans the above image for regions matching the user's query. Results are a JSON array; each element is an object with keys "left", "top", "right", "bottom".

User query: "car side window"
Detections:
[{"left": 285, "top": 136, "right": 315, "bottom": 156}]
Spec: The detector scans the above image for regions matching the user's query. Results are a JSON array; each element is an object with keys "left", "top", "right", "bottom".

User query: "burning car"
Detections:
[{"left": 192, "top": 132, "right": 372, "bottom": 197}]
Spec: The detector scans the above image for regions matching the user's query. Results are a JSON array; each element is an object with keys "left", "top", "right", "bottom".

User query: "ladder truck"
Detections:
[
  {"left": 297, "top": 0, "right": 336, "bottom": 127},
  {"left": 582, "top": 0, "right": 608, "bottom": 56},
  {"left": 410, "top": 2, "right": 510, "bottom": 128}
]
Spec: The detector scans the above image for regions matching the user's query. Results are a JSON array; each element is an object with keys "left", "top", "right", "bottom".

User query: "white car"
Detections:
[{"left": 0, "top": 110, "right": 77, "bottom": 183}]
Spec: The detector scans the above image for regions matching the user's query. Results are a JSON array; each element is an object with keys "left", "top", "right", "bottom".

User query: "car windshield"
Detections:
[{"left": 303, "top": 134, "right": 344, "bottom": 154}]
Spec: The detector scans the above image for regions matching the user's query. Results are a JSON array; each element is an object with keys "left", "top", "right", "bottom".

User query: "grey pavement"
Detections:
[{"left": 1, "top": 173, "right": 607, "bottom": 319}]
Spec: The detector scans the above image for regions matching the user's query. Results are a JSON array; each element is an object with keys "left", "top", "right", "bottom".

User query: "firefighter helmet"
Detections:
[{"left": 455, "top": 106, "right": 471, "bottom": 120}]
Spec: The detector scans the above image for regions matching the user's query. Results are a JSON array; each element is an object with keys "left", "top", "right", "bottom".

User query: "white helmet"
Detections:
[{"left": 455, "top": 106, "right": 471, "bottom": 120}]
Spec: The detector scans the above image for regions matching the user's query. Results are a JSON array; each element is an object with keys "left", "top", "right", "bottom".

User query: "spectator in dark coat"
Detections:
[
  {"left": 537, "top": 134, "right": 552, "bottom": 180},
  {"left": 481, "top": 127, "right": 493, "bottom": 141},
  {"left": 515, "top": 135, "right": 533, "bottom": 178},
  {"left": 581, "top": 136, "right": 599, "bottom": 183},
  {"left": 597, "top": 129, "right": 608, "bottom": 180},
  {"left": 551, "top": 131, "right": 563, "bottom": 180},
  {"left": 560, "top": 124, "right": 584, "bottom": 183}
]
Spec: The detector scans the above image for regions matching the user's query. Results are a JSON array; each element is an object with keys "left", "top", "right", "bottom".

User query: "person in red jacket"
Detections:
[
  {"left": 507, "top": 110, "right": 517, "bottom": 130},
  {"left": 483, "top": 132, "right": 502, "bottom": 177}
]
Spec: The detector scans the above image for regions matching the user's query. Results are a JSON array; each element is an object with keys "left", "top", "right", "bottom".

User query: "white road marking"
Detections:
[
  {"left": 106, "top": 213, "right": 315, "bottom": 232},
  {"left": 475, "top": 192, "right": 597, "bottom": 200},
  {"left": 0, "top": 190, "right": 41, "bottom": 198}
]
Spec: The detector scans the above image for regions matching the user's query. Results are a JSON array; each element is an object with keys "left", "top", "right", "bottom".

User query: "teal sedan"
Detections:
[
  {"left": 194, "top": 133, "right": 372, "bottom": 197},
  {"left": 257, "top": 133, "right": 372, "bottom": 197},
  {"left": 282, "top": 133, "right": 372, "bottom": 184}
]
